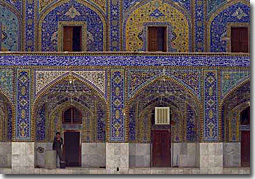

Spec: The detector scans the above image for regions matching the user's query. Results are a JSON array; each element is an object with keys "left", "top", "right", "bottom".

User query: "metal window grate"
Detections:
[{"left": 155, "top": 107, "right": 170, "bottom": 125}]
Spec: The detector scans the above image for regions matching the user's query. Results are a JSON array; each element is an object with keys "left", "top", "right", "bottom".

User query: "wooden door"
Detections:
[
  {"left": 152, "top": 130, "right": 171, "bottom": 167},
  {"left": 231, "top": 27, "right": 248, "bottom": 52},
  {"left": 148, "top": 27, "right": 158, "bottom": 51},
  {"left": 63, "top": 26, "right": 73, "bottom": 51},
  {"left": 241, "top": 131, "right": 250, "bottom": 167},
  {"left": 148, "top": 27, "right": 166, "bottom": 52},
  {"left": 64, "top": 131, "right": 81, "bottom": 167}
]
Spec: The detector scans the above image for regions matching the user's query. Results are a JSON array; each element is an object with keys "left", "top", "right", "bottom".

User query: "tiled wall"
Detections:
[{"left": 0, "top": 0, "right": 250, "bottom": 52}]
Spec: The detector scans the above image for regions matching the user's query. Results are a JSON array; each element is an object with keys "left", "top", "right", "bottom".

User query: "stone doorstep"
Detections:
[{"left": 0, "top": 167, "right": 250, "bottom": 174}]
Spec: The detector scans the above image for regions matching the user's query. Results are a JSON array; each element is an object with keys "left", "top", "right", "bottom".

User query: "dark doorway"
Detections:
[
  {"left": 240, "top": 106, "right": 250, "bottom": 167},
  {"left": 152, "top": 130, "right": 171, "bottom": 167},
  {"left": 63, "top": 26, "right": 82, "bottom": 51},
  {"left": 64, "top": 131, "right": 81, "bottom": 167},
  {"left": 148, "top": 27, "right": 167, "bottom": 52},
  {"left": 241, "top": 131, "right": 250, "bottom": 167},
  {"left": 231, "top": 27, "right": 248, "bottom": 52}
]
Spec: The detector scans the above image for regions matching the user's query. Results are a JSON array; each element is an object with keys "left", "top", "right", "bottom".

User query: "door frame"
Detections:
[{"left": 63, "top": 130, "right": 81, "bottom": 167}]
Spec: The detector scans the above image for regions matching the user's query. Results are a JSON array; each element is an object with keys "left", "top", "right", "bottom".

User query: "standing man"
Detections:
[{"left": 53, "top": 132, "right": 63, "bottom": 168}]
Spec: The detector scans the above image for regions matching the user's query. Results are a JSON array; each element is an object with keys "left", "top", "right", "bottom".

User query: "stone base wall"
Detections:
[
  {"left": 35, "top": 143, "right": 52, "bottom": 168},
  {"left": 223, "top": 143, "right": 241, "bottom": 167},
  {"left": 82, "top": 143, "right": 106, "bottom": 168},
  {"left": 12, "top": 142, "right": 35, "bottom": 173},
  {"left": 106, "top": 143, "right": 129, "bottom": 174},
  {"left": 200, "top": 143, "right": 223, "bottom": 174},
  {"left": 0, "top": 142, "right": 250, "bottom": 174},
  {"left": 129, "top": 143, "right": 150, "bottom": 167},
  {"left": 172, "top": 143, "right": 198, "bottom": 167},
  {"left": 0, "top": 142, "right": 11, "bottom": 168}
]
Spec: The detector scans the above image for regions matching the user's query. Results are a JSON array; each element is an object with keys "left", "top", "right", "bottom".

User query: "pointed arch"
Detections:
[
  {"left": 31, "top": 75, "right": 108, "bottom": 141},
  {"left": 207, "top": 0, "right": 250, "bottom": 51},
  {"left": 123, "top": 0, "right": 191, "bottom": 51},
  {"left": 127, "top": 75, "right": 203, "bottom": 142},
  {"left": 37, "top": 0, "right": 107, "bottom": 51},
  {"left": 0, "top": 89, "right": 15, "bottom": 141},
  {"left": 0, "top": 1, "right": 22, "bottom": 51},
  {"left": 219, "top": 79, "right": 250, "bottom": 141}
]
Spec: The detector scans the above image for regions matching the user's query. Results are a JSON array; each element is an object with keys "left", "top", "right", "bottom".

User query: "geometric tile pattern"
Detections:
[
  {"left": 110, "top": 69, "right": 125, "bottom": 141},
  {"left": 0, "top": 69, "right": 14, "bottom": 101},
  {"left": 123, "top": 0, "right": 191, "bottom": 12},
  {"left": 35, "top": 70, "right": 106, "bottom": 97},
  {"left": 16, "top": 69, "right": 31, "bottom": 140},
  {"left": 40, "top": 0, "right": 105, "bottom": 51},
  {"left": 24, "top": 0, "right": 35, "bottom": 51},
  {"left": 221, "top": 70, "right": 250, "bottom": 98},
  {"left": 128, "top": 69, "right": 201, "bottom": 99},
  {"left": 195, "top": 0, "right": 205, "bottom": 52},
  {"left": 209, "top": 2, "right": 250, "bottom": 52},
  {"left": 0, "top": 4, "right": 20, "bottom": 51},
  {"left": 73, "top": 70, "right": 106, "bottom": 96},
  {"left": 109, "top": 0, "right": 121, "bottom": 51},
  {"left": 203, "top": 70, "right": 219, "bottom": 141},
  {"left": 35, "top": 70, "right": 68, "bottom": 95},
  {"left": 124, "top": 0, "right": 190, "bottom": 52}
]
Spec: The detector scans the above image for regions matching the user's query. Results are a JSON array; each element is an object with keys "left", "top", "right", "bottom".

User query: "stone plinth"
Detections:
[
  {"left": 45, "top": 150, "right": 56, "bottom": 169},
  {"left": 129, "top": 143, "right": 150, "bottom": 167},
  {"left": 82, "top": 143, "right": 106, "bottom": 168},
  {"left": 12, "top": 142, "right": 35, "bottom": 174},
  {"left": 223, "top": 143, "right": 241, "bottom": 167},
  {"left": 106, "top": 143, "right": 129, "bottom": 174},
  {"left": 200, "top": 143, "right": 223, "bottom": 174},
  {"left": 0, "top": 142, "right": 11, "bottom": 168},
  {"left": 172, "top": 143, "right": 198, "bottom": 167}
]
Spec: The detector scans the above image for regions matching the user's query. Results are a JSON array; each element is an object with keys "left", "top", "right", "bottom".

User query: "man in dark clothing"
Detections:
[{"left": 53, "top": 132, "right": 63, "bottom": 167}]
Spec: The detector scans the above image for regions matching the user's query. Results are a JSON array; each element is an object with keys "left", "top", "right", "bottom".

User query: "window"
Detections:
[
  {"left": 63, "top": 107, "right": 82, "bottom": 124},
  {"left": 63, "top": 26, "right": 82, "bottom": 51},
  {"left": 231, "top": 27, "right": 248, "bottom": 52},
  {"left": 148, "top": 27, "right": 167, "bottom": 52},
  {"left": 155, "top": 107, "right": 170, "bottom": 125}
]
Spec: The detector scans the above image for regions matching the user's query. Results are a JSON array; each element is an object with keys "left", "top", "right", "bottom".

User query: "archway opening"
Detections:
[
  {"left": 221, "top": 80, "right": 250, "bottom": 167},
  {"left": 33, "top": 77, "right": 107, "bottom": 168},
  {"left": 240, "top": 106, "right": 250, "bottom": 167},
  {"left": 128, "top": 77, "right": 201, "bottom": 168},
  {"left": 0, "top": 92, "right": 13, "bottom": 168}
]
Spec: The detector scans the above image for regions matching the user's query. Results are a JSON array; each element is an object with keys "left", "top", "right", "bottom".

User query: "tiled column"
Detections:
[
  {"left": 106, "top": 143, "right": 129, "bottom": 174},
  {"left": 200, "top": 143, "right": 223, "bottom": 174},
  {"left": 12, "top": 142, "right": 35, "bottom": 174}
]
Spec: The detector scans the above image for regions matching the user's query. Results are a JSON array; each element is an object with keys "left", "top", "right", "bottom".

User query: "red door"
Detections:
[
  {"left": 231, "top": 27, "right": 248, "bottom": 52},
  {"left": 64, "top": 131, "right": 81, "bottom": 167},
  {"left": 152, "top": 130, "right": 171, "bottom": 167},
  {"left": 241, "top": 131, "right": 250, "bottom": 167}
]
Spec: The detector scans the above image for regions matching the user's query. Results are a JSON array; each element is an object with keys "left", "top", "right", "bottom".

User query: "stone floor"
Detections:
[{"left": 0, "top": 167, "right": 250, "bottom": 174}]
